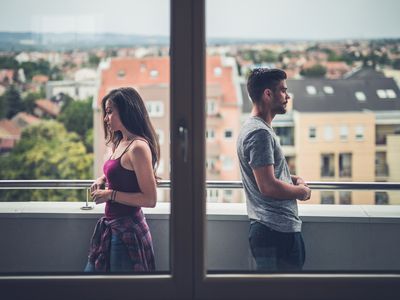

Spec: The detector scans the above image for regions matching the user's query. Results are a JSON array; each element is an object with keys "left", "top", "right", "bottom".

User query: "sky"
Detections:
[{"left": 1, "top": 0, "right": 400, "bottom": 40}]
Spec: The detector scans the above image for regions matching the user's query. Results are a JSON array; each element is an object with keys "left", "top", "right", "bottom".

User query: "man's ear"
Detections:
[{"left": 263, "top": 88, "right": 272, "bottom": 98}]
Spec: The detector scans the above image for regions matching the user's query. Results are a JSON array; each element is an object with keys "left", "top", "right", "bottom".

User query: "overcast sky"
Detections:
[{"left": 1, "top": 0, "right": 400, "bottom": 40}]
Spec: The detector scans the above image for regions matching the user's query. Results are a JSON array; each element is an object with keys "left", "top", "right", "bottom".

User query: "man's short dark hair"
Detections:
[{"left": 247, "top": 68, "right": 287, "bottom": 103}]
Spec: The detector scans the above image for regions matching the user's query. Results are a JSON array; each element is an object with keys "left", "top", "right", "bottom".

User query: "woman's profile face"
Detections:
[{"left": 104, "top": 100, "right": 123, "bottom": 132}]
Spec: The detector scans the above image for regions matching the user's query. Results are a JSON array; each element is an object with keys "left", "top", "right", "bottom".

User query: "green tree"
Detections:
[
  {"left": 88, "top": 54, "right": 100, "bottom": 67},
  {"left": 0, "top": 95, "right": 5, "bottom": 118},
  {"left": 58, "top": 98, "right": 93, "bottom": 140},
  {"left": 0, "top": 121, "right": 93, "bottom": 202},
  {"left": 0, "top": 56, "right": 18, "bottom": 69},
  {"left": 3, "top": 85, "right": 24, "bottom": 118},
  {"left": 23, "top": 91, "right": 44, "bottom": 114},
  {"left": 300, "top": 64, "right": 327, "bottom": 78},
  {"left": 393, "top": 59, "right": 400, "bottom": 70}
]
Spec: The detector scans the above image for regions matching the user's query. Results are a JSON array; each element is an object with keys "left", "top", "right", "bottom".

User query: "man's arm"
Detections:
[
  {"left": 291, "top": 175, "right": 307, "bottom": 186},
  {"left": 253, "top": 165, "right": 311, "bottom": 200}
]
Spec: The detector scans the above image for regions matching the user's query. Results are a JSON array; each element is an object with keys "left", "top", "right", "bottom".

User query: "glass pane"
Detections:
[
  {"left": 0, "top": 0, "right": 170, "bottom": 274},
  {"left": 206, "top": 0, "right": 400, "bottom": 273}
]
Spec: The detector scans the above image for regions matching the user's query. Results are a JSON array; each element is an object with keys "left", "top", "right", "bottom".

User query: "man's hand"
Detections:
[
  {"left": 292, "top": 175, "right": 308, "bottom": 186},
  {"left": 298, "top": 184, "right": 311, "bottom": 201}
]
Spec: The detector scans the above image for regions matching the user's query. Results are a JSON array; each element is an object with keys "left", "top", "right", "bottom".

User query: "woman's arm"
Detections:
[{"left": 91, "top": 140, "right": 157, "bottom": 208}]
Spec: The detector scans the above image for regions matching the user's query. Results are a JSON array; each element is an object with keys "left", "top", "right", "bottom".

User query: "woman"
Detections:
[{"left": 85, "top": 87, "right": 160, "bottom": 272}]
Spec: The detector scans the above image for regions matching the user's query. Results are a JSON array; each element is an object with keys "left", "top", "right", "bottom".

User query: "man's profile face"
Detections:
[{"left": 271, "top": 80, "right": 290, "bottom": 114}]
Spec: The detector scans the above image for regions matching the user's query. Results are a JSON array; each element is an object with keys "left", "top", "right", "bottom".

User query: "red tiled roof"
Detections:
[
  {"left": 0, "top": 69, "right": 14, "bottom": 83},
  {"left": 0, "top": 119, "right": 21, "bottom": 137},
  {"left": 11, "top": 112, "right": 40, "bottom": 128},
  {"left": 32, "top": 75, "right": 49, "bottom": 84},
  {"left": 97, "top": 56, "right": 238, "bottom": 106},
  {"left": 35, "top": 99, "right": 61, "bottom": 117}
]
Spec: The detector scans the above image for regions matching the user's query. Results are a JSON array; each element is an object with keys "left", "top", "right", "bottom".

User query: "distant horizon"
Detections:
[{"left": 1, "top": 30, "right": 399, "bottom": 43}]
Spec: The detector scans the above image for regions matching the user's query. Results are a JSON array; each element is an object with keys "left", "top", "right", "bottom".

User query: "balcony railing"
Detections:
[{"left": 1, "top": 180, "right": 399, "bottom": 190}]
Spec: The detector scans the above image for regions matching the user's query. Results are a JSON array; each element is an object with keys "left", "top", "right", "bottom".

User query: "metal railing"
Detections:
[{"left": 1, "top": 180, "right": 400, "bottom": 190}]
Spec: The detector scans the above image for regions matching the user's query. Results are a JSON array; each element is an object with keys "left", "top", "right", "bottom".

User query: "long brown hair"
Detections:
[{"left": 101, "top": 87, "right": 160, "bottom": 177}]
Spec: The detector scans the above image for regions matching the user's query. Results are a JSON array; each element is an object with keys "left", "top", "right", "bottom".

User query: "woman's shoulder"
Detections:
[{"left": 129, "top": 138, "right": 151, "bottom": 156}]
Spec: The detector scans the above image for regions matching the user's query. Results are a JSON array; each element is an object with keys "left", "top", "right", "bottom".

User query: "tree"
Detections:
[
  {"left": 393, "top": 59, "right": 400, "bottom": 70},
  {"left": 3, "top": 85, "right": 24, "bottom": 118},
  {"left": 300, "top": 64, "right": 327, "bottom": 78},
  {"left": 88, "top": 54, "right": 100, "bottom": 67},
  {"left": 0, "top": 121, "right": 93, "bottom": 202},
  {"left": 23, "top": 91, "right": 44, "bottom": 114},
  {"left": 58, "top": 98, "right": 93, "bottom": 140},
  {"left": 0, "top": 56, "right": 18, "bottom": 69}
]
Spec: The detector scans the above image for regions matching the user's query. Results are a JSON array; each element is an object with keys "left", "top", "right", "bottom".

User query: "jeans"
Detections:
[
  {"left": 249, "top": 221, "right": 305, "bottom": 272},
  {"left": 84, "top": 233, "right": 132, "bottom": 272}
]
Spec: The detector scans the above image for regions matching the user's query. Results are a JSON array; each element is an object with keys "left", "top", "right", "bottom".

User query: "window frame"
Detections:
[{"left": 1, "top": 1, "right": 400, "bottom": 299}]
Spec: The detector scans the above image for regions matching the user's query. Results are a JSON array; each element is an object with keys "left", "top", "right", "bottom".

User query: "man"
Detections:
[{"left": 237, "top": 68, "right": 311, "bottom": 272}]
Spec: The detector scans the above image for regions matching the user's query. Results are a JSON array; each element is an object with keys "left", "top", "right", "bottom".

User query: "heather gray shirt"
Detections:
[{"left": 237, "top": 116, "right": 301, "bottom": 232}]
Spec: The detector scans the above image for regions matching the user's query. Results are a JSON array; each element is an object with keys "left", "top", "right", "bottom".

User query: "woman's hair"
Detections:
[
  {"left": 247, "top": 68, "right": 287, "bottom": 104},
  {"left": 101, "top": 87, "right": 160, "bottom": 176}
]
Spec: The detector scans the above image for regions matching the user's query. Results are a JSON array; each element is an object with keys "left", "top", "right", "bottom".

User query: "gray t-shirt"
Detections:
[{"left": 237, "top": 116, "right": 301, "bottom": 232}]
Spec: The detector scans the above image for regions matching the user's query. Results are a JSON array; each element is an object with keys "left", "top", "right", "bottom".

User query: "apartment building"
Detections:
[
  {"left": 93, "top": 56, "right": 242, "bottom": 202},
  {"left": 241, "top": 68, "right": 400, "bottom": 204}
]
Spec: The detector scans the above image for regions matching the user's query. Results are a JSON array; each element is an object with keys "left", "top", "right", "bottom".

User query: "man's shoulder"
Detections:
[{"left": 240, "top": 118, "right": 272, "bottom": 140}]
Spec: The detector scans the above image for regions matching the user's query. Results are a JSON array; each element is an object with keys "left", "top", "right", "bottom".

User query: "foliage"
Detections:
[
  {"left": 393, "top": 59, "right": 400, "bottom": 70},
  {"left": 58, "top": 97, "right": 93, "bottom": 142},
  {"left": 241, "top": 49, "right": 279, "bottom": 64},
  {"left": 0, "top": 56, "right": 18, "bottom": 69},
  {"left": 20, "top": 59, "right": 51, "bottom": 81},
  {"left": 3, "top": 85, "right": 24, "bottom": 118},
  {"left": 300, "top": 64, "right": 327, "bottom": 78},
  {"left": 0, "top": 121, "right": 93, "bottom": 202},
  {"left": 22, "top": 91, "right": 45, "bottom": 114},
  {"left": 88, "top": 53, "right": 100, "bottom": 67}
]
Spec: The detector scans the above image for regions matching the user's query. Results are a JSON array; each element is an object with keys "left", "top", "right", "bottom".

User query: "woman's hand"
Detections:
[
  {"left": 91, "top": 189, "right": 112, "bottom": 205},
  {"left": 90, "top": 176, "right": 106, "bottom": 194}
]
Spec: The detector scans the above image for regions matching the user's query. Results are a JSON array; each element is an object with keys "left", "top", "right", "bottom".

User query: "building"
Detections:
[
  {"left": 241, "top": 69, "right": 400, "bottom": 204},
  {"left": 93, "top": 56, "right": 242, "bottom": 202}
]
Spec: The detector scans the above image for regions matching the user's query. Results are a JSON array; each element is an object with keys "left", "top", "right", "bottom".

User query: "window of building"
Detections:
[
  {"left": 117, "top": 69, "right": 126, "bottom": 78},
  {"left": 213, "top": 67, "right": 222, "bottom": 77},
  {"left": 206, "top": 157, "right": 218, "bottom": 173},
  {"left": 308, "top": 126, "right": 317, "bottom": 140},
  {"left": 355, "top": 91, "right": 366, "bottom": 101},
  {"left": 321, "top": 191, "right": 335, "bottom": 204},
  {"left": 321, "top": 153, "right": 335, "bottom": 177},
  {"left": 150, "top": 69, "right": 159, "bottom": 78},
  {"left": 224, "top": 129, "right": 233, "bottom": 139},
  {"left": 206, "top": 128, "right": 215, "bottom": 140},
  {"left": 377, "top": 89, "right": 387, "bottom": 98},
  {"left": 339, "top": 125, "right": 348, "bottom": 141},
  {"left": 386, "top": 89, "right": 397, "bottom": 98},
  {"left": 275, "top": 127, "right": 294, "bottom": 146},
  {"left": 207, "top": 188, "right": 220, "bottom": 202},
  {"left": 339, "top": 191, "right": 352, "bottom": 205},
  {"left": 206, "top": 99, "right": 218, "bottom": 115},
  {"left": 146, "top": 101, "right": 164, "bottom": 117},
  {"left": 355, "top": 125, "right": 364, "bottom": 140},
  {"left": 306, "top": 85, "right": 317, "bottom": 95},
  {"left": 221, "top": 156, "right": 234, "bottom": 171},
  {"left": 324, "top": 125, "right": 334, "bottom": 141},
  {"left": 223, "top": 189, "right": 233, "bottom": 202},
  {"left": 339, "top": 153, "right": 352, "bottom": 177},
  {"left": 156, "top": 129, "right": 164, "bottom": 145},
  {"left": 157, "top": 158, "right": 164, "bottom": 174},
  {"left": 375, "top": 192, "right": 389, "bottom": 205},
  {"left": 323, "top": 86, "right": 334, "bottom": 94}
]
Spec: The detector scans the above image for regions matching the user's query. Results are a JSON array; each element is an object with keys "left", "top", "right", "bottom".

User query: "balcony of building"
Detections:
[{"left": 0, "top": 181, "right": 399, "bottom": 274}]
